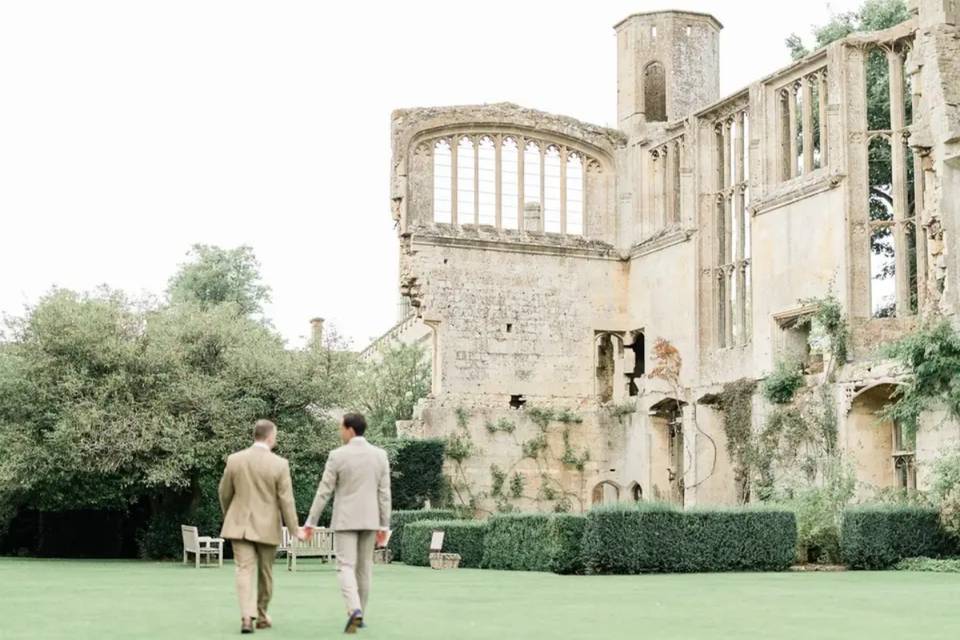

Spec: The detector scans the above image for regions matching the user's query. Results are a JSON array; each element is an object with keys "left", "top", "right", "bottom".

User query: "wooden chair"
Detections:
[
  {"left": 287, "top": 527, "right": 336, "bottom": 571},
  {"left": 181, "top": 525, "right": 224, "bottom": 568}
]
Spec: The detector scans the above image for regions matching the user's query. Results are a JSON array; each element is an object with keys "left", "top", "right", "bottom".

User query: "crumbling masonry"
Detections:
[{"left": 385, "top": 2, "right": 960, "bottom": 513}]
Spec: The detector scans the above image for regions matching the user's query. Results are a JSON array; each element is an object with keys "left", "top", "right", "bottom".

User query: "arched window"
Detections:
[
  {"left": 501, "top": 137, "right": 519, "bottom": 230},
  {"left": 523, "top": 141, "right": 541, "bottom": 208},
  {"left": 432, "top": 139, "right": 452, "bottom": 223},
  {"left": 567, "top": 152, "right": 584, "bottom": 236},
  {"left": 644, "top": 61, "right": 667, "bottom": 122},
  {"left": 544, "top": 145, "right": 562, "bottom": 233},
  {"left": 457, "top": 136, "right": 475, "bottom": 222},
  {"left": 477, "top": 136, "right": 496, "bottom": 225},
  {"left": 591, "top": 481, "right": 621, "bottom": 505}
]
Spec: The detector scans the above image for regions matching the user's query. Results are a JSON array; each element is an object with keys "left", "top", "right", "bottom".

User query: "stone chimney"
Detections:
[{"left": 309, "top": 317, "right": 325, "bottom": 347}]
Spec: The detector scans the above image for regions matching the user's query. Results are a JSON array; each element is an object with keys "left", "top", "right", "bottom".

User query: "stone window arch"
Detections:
[
  {"left": 591, "top": 480, "right": 621, "bottom": 505},
  {"left": 644, "top": 61, "right": 667, "bottom": 122}
]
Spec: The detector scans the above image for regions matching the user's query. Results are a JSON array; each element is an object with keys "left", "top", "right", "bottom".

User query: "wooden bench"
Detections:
[
  {"left": 281, "top": 526, "right": 335, "bottom": 571},
  {"left": 181, "top": 525, "right": 224, "bottom": 568}
]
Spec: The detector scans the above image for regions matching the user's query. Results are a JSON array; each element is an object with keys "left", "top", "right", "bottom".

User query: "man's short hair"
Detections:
[
  {"left": 342, "top": 413, "right": 367, "bottom": 437},
  {"left": 254, "top": 419, "right": 277, "bottom": 441}
]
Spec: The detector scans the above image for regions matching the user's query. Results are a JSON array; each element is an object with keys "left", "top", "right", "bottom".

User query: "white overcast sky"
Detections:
[{"left": 0, "top": 0, "right": 863, "bottom": 348}]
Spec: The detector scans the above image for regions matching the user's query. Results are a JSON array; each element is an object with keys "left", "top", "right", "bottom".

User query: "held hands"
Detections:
[{"left": 297, "top": 525, "right": 313, "bottom": 541}]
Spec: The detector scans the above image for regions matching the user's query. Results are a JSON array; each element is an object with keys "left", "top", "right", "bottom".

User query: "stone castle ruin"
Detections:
[{"left": 384, "top": 2, "right": 960, "bottom": 513}]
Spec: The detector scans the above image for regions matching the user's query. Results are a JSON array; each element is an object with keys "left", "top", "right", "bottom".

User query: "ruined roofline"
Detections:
[
  {"left": 689, "top": 15, "right": 918, "bottom": 123},
  {"left": 613, "top": 10, "right": 722, "bottom": 31},
  {"left": 391, "top": 102, "right": 627, "bottom": 149}
]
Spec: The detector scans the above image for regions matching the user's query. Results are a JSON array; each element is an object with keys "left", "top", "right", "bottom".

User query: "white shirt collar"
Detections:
[
  {"left": 350, "top": 436, "right": 367, "bottom": 445},
  {"left": 252, "top": 442, "right": 270, "bottom": 451}
]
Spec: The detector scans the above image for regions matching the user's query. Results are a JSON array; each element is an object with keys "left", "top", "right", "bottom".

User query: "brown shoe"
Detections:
[
  {"left": 256, "top": 616, "right": 272, "bottom": 630},
  {"left": 241, "top": 617, "right": 254, "bottom": 634}
]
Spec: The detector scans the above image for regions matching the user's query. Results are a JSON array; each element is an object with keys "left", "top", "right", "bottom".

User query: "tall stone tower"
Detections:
[{"left": 615, "top": 11, "right": 722, "bottom": 135}]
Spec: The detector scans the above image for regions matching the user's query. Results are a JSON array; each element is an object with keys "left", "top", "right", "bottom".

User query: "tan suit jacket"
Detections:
[
  {"left": 218, "top": 444, "right": 299, "bottom": 546},
  {"left": 305, "top": 437, "right": 391, "bottom": 531}
]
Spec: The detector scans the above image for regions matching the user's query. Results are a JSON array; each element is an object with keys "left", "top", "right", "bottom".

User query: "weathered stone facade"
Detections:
[{"left": 388, "top": 3, "right": 960, "bottom": 514}]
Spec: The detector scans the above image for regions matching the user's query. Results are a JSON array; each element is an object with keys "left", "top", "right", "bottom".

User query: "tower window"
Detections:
[{"left": 644, "top": 61, "right": 667, "bottom": 122}]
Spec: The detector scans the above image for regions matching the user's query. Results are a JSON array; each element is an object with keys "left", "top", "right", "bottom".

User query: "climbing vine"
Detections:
[
  {"left": 798, "top": 293, "right": 850, "bottom": 370},
  {"left": 762, "top": 359, "right": 805, "bottom": 405},
  {"left": 883, "top": 320, "right": 960, "bottom": 440},
  {"left": 718, "top": 378, "right": 758, "bottom": 504}
]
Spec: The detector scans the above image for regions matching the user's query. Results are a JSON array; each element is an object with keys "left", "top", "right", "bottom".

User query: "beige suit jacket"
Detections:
[
  {"left": 305, "top": 437, "right": 391, "bottom": 531},
  {"left": 218, "top": 444, "right": 299, "bottom": 546}
]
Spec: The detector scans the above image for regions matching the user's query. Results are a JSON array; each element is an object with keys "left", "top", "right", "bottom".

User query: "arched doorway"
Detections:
[
  {"left": 847, "top": 382, "right": 914, "bottom": 492},
  {"left": 629, "top": 482, "right": 643, "bottom": 502},
  {"left": 649, "top": 397, "right": 686, "bottom": 505},
  {"left": 591, "top": 481, "right": 622, "bottom": 506}
]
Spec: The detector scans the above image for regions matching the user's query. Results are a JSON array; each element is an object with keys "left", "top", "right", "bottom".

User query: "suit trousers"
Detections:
[
  {"left": 231, "top": 540, "right": 277, "bottom": 620},
  {"left": 334, "top": 530, "right": 377, "bottom": 614}
]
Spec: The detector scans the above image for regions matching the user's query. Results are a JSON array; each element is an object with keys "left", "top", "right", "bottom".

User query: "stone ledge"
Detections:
[{"left": 751, "top": 170, "right": 846, "bottom": 216}]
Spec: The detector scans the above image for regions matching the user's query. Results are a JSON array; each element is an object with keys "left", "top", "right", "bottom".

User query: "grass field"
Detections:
[{"left": 2, "top": 558, "right": 959, "bottom": 640}]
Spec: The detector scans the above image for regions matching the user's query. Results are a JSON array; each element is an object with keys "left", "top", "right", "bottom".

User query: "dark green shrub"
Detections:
[
  {"left": 894, "top": 557, "right": 960, "bottom": 572},
  {"left": 546, "top": 514, "right": 587, "bottom": 574},
  {"left": 481, "top": 513, "right": 588, "bottom": 573},
  {"left": 841, "top": 505, "right": 948, "bottom": 569},
  {"left": 381, "top": 438, "right": 446, "bottom": 510},
  {"left": 762, "top": 360, "right": 805, "bottom": 405},
  {"left": 389, "top": 509, "right": 458, "bottom": 562},
  {"left": 403, "top": 520, "right": 487, "bottom": 568},
  {"left": 582, "top": 502, "right": 796, "bottom": 574},
  {"left": 483, "top": 514, "right": 554, "bottom": 571}
]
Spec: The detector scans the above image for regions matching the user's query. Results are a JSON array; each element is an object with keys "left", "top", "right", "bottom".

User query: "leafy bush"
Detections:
[
  {"left": 380, "top": 438, "right": 446, "bottom": 510},
  {"left": 546, "top": 514, "right": 587, "bottom": 574},
  {"left": 894, "top": 557, "right": 960, "bottom": 573},
  {"left": 480, "top": 513, "right": 587, "bottom": 574},
  {"left": 841, "top": 505, "right": 949, "bottom": 569},
  {"left": 762, "top": 360, "right": 805, "bottom": 405},
  {"left": 582, "top": 502, "right": 796, "bottom": 574},
  {"left": 388, "top": 509, "right": 459, "bottom": 563},
  {"left": 402, "top": 520, "right": 487, "bottom": 568},
  {"left": 483, "top": 514, "right": 554, "bottom": 571}
]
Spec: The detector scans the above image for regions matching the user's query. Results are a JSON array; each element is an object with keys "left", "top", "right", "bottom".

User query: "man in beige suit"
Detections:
[
  {"left": 219, "top": 419, "right": 299, "bottom": 634},
  {"left": 301, "top": 413, "right": 391, "bottom": 634}
]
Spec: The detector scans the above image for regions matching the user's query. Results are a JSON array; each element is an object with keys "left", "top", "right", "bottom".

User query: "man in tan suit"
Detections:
[
  {"left": 301, "top": 413, "right": 391, "bottom": 634},
  {"left": 219, "top": 419, "right": 299, "bottom": 634}
]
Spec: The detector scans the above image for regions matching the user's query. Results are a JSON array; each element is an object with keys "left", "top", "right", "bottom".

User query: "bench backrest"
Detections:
[{"left": 181, "top": 525, "right": 199, "bottom": 553}]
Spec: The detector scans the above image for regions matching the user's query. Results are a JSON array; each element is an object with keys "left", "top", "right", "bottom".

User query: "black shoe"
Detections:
[
  {"left": 344, "top": 609, "right": 363, "bottom": 634},
  {"left": 241, "top": 618, "right": 255, "bottom": 634}
]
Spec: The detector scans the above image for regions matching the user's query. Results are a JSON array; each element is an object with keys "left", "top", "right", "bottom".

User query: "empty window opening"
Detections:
[
  {"left": 686, "top": 25, "right": 692, "bottom": 37},
  {"left": 595, "top": 333, "right": 616, "bottom": 403},
  {"left": 506, "top": 323, "right": 513, "bottom": 333},
  {"left": 631, "top": 483, "right": 643, "bottom": 502},
  {"left": 644, "top": 61, "right": 667, "bottom": 122},
  {"left": 457, "top": 136, "right": 475, "bottom": 222},
  {"left": 543, "top": 145, "right": 562, "bottom": 233},
  {"left": 432, "top": 139, "right": 452, "bottom": 223},
  {"left": 567, "top": 152, "right": 584, "bottom": 236},
  {"left": 626, "top": 330, "right": 645, "bottom": 397},
  {"left": 509, "top": 394, "right": 527, "bottom": 409},
  {"left": 501, "top": 137, "right": 520, "bottom": 229}
]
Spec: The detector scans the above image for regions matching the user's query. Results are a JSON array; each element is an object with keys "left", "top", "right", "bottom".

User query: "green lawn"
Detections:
[{"left": 2, "top": 558, "right": 959, "bottom": 640}]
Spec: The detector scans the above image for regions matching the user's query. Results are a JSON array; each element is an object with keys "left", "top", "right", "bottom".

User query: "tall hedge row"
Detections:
[
  {"left": 481, "top": 513, "right": 587, "bottom": 574},
  {"left": 582, "top": 503, "right": 796, "bottom": 574},
  {"left": 389, "top": 509, "right": 459, "bottom": 562},
  {"left": 841, "top": 505, "right": 949, "bottom": 569},
  {"left": 402, "top": 520, "right": 488, "bottom": 568}
]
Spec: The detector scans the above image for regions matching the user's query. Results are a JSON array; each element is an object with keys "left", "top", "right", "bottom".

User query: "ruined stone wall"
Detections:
[{"left": 387, "top": 6, "right": 960, "bottom": 514}]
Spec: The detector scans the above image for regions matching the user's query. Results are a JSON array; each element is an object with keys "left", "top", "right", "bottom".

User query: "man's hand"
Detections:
[
  {"left": 297, "top": 526, "right": 312, "bottom": 541},
  {"left": 375, "top": 530, "right": 389, "bottom": 548}
]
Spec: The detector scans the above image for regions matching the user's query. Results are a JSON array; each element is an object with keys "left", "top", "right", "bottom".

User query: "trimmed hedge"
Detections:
[
  {"left": 402, "top": 520, "right": 487, "bottom": 568},
  {"left": 546, "top": 514, "right": 587, "bottom": 575},
  {"left": 389, "top": 509, "right": 459, "bottom": 562},
  {"left": 482, "top": 513, "right": 587, "bottom": 574},
  {"left": 483, "top": 514, "right": 554, "bottom": 571},
  {"left": 841, "top": 505, "right": 948, "bottom": 569},
  {"left": 582, "top": 503, "right": 796, "bottom": 574}
]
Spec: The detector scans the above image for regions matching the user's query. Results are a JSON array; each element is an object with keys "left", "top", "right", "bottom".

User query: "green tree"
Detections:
[
  {"left": 167, "top": 244, "right": 270, "bottom": 316},
  {"left": 0, "top": 253, "right": 349, "bottom": 553},
  {"left": 356, "top": 341, "right": 431, "bottom": 438}
]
